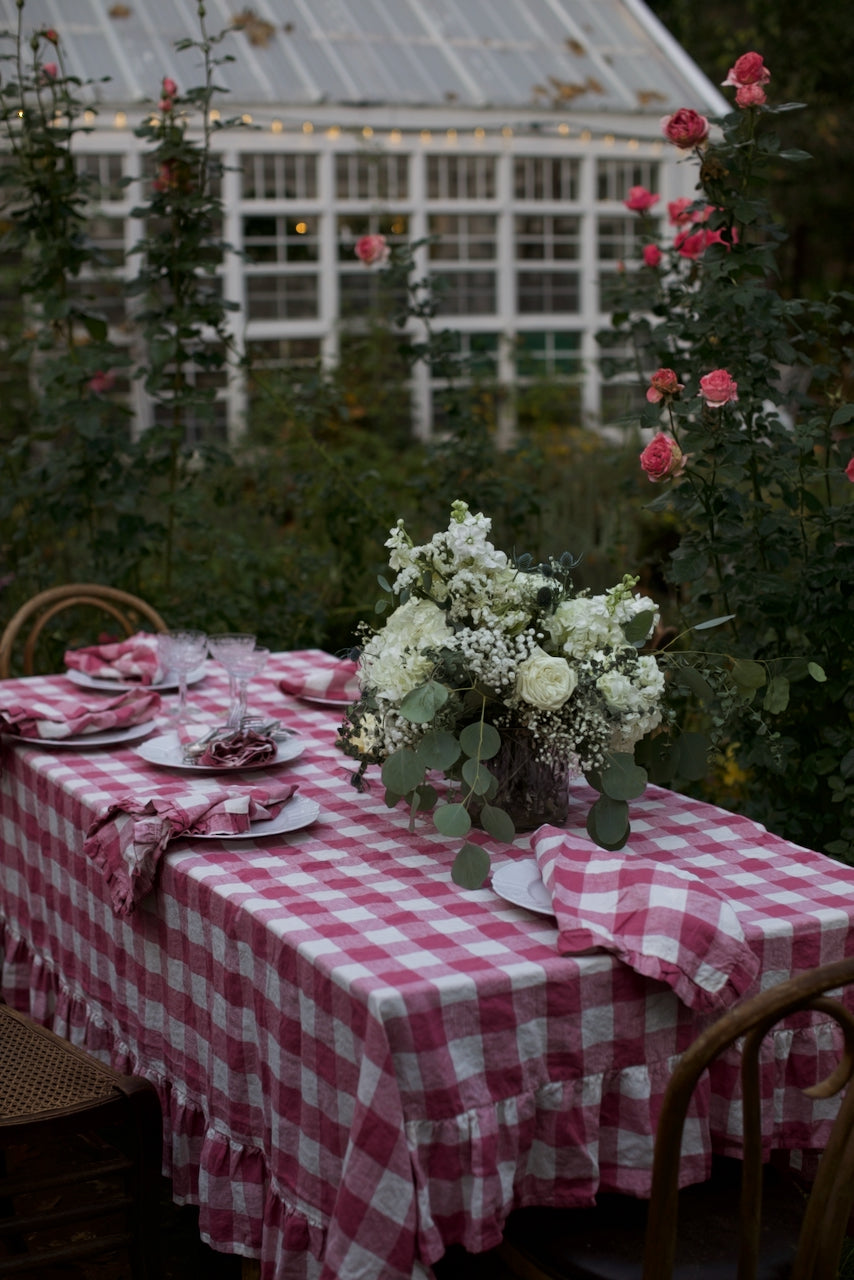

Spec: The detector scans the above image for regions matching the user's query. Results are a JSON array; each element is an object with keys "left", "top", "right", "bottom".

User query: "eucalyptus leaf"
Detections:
[
  {"left": 416, "top": 730, "right": 461, "bottom": 771},
  {"left": 763, "top": 675, "right": 790, "bottom": 714},
  {"left": 381, "top": 749, "right": 423, "bottom": 797},
  {"left": 674, "top": 666, "right": 715, "bottom": 704},
  {"left": 433, "top": 803, "right": 472, "bottom": 838},
  {"left": 731, "top": 659, "right": 767, "bottom": 692},
  {"left": 808, "top": 662, "right": 827, "bottom": 683},
  {"left": 399, "top": 680, "right": 449, "bottom": 724},
  {"left": 414, "top": 784, "right": 438, "bottom": 811},
  {"left": 462, "top": 758, "right": 494, "bottom": 795},
  {"left": 459, "top": 721, "right": 501, "bottom": 760},
  {"left": 586, "top": 796, "right": 630, "bottom": 849},
  {"left": 692, "top": 614, "right": 736, "bottom": 631},
  {"left": 478, "top": 804, "right": 516, "bottom": 844},
  {"left": 384, "top": 789, "right": 402, "bottom": 809},
  {"left": 451, "top": 842, "right": 491, "bottom": 890},
  {"left": 622, "top": 609, "right": 656, "bottom": 645},
  {"left": 600, "top": 752, "right": 647, "bottom": 801}
]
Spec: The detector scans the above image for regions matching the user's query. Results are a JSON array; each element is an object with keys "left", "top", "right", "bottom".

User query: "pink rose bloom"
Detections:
[
  {"left": 355, "top": 234, "right": 390, "bottom": 267},
  {"left": 159, "top": 97, "right": 173, "bottom": 112},
  {"left": 42, "top": 62, "right": 58, "bottom": 79},
  {"left": 674, "top": 228, "right": 707, "bottom": 260},
  {"left": 699, "top": 369, "right": 739, "bottom": 407},
  {"left": 723, "top": 52, "right": 770, "bottom": 88},
  {"left": 640, "top": 432, "right": 684, "bottom": 482},
  {"left": 43, "top": 28, "right": 58, "bottom": 43},
  {"left": 624, "top": 186, "right": 660, "bottom": 213},
  {"left": 642, "top": 244, "right": 662, "bottom": 268},
  {"left": 736, "top": 83, "right": 767, "bottom": 108},
  {"left": 667, "top": 197, "right": 694, "bottom": 226},
  {"left": 646, "top": 369, "right": 685, "bottom": 404},
  {"left": 162, "top": 77, "right": 178, "bottom": 96},
  {"left": 661, "top": 108, "right": 709, "bottom": 150},
  {"left": 88, "top": 370, "right": 115, "bottom": 395},
  {"left": 703, "top": 225, "right": 739, "bottom": 252},
  {"left": 846, "top": 458, "right": 854, "bottom": 483}
]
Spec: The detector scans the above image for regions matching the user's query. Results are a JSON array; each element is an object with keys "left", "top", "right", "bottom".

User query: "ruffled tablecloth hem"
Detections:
[{"left": 0, "top": 923, "right": 327, "bottom": 1278}]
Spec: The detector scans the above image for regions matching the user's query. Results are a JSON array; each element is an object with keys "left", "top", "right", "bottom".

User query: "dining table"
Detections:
[{"left": 2, "top": 647, "right": 854, "bottom": 1280}]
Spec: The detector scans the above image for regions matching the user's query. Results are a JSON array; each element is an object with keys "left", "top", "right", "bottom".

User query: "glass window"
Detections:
[
  {"left": 241, "top": 153, "right": 318, "bottom": 200},
  {"left": 432, "top": 271, "right": 496, "bottom": 316},
  {"left": 516, "top": 271, "right": 580, "bottom": 314},
  {"left": 84, "top": 215, "right": 126, "bottom": 269},
  {"left": 515, "top": 331, "right": 581, "bottom": 377},
  {"left": 247, "top": 337, "right": 322, "bottom": 370},
  {"left": 428, "top": 214, "right": 497, "bottom": 261},
  {"left": 515, "top": 215, "right": 580, "bottom": 262},
  {"left": 600, "top": 381, "right": 646, "bottom": 422},
  {"left": 426, "top": 155, "right": 496, "bottom": 200},
  {"left": 77, "top": 153, "right": 126, "bottom": 201},
  {"left": 430, "top": 331, "right": 499, "bottom": 376},
  {"left": 596, "top": 159, "right": 660, "bottom": 202},
  {"left": 245, "top": 274, "right": 318, "bottom": 320},
  {"left": 597, "top": 216, "right": 648, "bottom": 261},
  {"left": 335, "top": 154, "right": 409, "bottom": 200},
  {"left": 513, "top": 157, "right": 579, "bottom": 202},
  {"left": 243, "top": 215, "right": 319, "bottom": 263}
]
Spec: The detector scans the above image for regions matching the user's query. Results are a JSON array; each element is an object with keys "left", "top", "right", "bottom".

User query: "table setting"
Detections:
[{"left": 3, "top": 641, "right": 854, "bottom": 1280}]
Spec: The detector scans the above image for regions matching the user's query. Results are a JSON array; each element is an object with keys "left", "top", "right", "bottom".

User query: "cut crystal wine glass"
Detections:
[{"left": 157, "top": 629, "right": 208, "bottom": 722}]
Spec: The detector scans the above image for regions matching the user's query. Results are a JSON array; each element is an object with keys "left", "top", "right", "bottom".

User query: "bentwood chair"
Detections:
[
  {"left": 0, "top": 583, "right": 167, "bottom": 678},
  {"left": 496, "top": 955, "right": 854, "bottom": 1280},
  {"left": 0, "top": 1002, "right": 163, "bottom": 1277}
]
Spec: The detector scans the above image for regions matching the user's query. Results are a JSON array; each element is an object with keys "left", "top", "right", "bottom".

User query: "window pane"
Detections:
[
  {"left": 243, "top": 215, "right": 319, "bottom": 263},
  {"left": 596, "top": 159, "right": 660, "bottom": 201},
  {"left": 513, "top": 157, "right": 579, "bottom": 201},
  {"left": 241, "top": 153, "right": 318, "bottom": 199},
  {"left": 516, "top": 271, "right": 580, "bottom": 314},
  {"left": 246, "top": 274, "right": 318, "bottom": 319},
  {"left": 432, "top": 271, "right": 496, "bottom": 316}
]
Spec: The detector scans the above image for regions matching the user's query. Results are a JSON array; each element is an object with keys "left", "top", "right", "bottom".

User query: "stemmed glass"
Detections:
[
  {"left": 157, "top": 629, "right": 208, "bottom": 722},
  {"left": 226, "top": 646, "right": 270, "bottom": 730},
  {"left": 207, "top": 634, "right": 257, "bottom": 718}
]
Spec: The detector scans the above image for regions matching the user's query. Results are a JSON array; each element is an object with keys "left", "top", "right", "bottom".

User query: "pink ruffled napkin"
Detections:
[
  {"left": 84, "top": 780, "right": 299, "bottom": 915},
  {"left": 0, "top": 688, "right": 161, "bottom": 740},
  {"left": 196, "top": 730, "right": 277, "bottom": 769},
  {"left": 532, "top": 826, "right": 760, "bottom": 1012},
  {"left": 65, "top": 631, "right": 163, "bottom": 685},
  {"left": 279, "top": 658, "right": 360, "bottom": 705}
]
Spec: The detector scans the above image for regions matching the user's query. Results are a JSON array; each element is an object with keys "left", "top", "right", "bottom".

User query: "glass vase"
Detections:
[{"left": 483, "top": 730, "right": 573, "bottom": 831}]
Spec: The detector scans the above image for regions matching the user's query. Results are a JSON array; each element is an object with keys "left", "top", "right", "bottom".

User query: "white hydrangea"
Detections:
[{"left": 360, "top": 598, "right": 452, "bottom": 702}]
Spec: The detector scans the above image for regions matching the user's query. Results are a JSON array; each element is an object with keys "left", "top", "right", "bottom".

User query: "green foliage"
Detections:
[{"left": 603, "top": 88, "right": 854, "bottom": 858}]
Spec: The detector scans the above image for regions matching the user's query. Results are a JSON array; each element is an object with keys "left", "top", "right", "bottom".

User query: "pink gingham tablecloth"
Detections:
[{"left": 2, "top": 651, "right": 854, "bottom": 1280}]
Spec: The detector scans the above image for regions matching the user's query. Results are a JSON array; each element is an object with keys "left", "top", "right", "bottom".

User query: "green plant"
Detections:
[{"left": 603, "top": 53, "right": 853, "bottom": 857}]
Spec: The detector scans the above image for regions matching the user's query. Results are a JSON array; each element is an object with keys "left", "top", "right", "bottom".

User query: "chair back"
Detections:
[
  {"left": 0, "top": 583, "right": 167, "bottom": 677},
  {"left": 643, "top": 954, "right": 854, "bottom": 1280}
]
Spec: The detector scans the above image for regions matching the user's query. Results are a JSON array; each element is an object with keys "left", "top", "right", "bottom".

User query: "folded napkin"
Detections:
[
  {"left": 532, "top": 826, "right": 760, "bottom": 1012},
  {"left": 279, "top": 658, "right": 360, "bottom": 704},
  {"left": 197, "top": 730, "right": 277, "bottom": 769},
  {"left": 65, "top": 631, "right": 163, "bottom": 685},
  {"left": 0, "top": 688, "right": 161, "bottom": 740},
  {"left": 84, "top": 780, "right": 299, "bottom": 915}
]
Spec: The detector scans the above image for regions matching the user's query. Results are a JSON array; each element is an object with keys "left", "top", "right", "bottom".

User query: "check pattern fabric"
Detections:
[
  {"left": 533, "top": 825, "right": 760, "bottom": 1011},
  {"left": 0, "top": 685, "right": 161, "bottom": 738},
  {"left": 2, "top": 651, "right": 854, "bottom": 1280},
  {"left": 64, "top": 631, "right": 162, "bottom": 684},
  {"left": 277, "top": 653, "right": 361, "bottom": 703},
  {"left": 83, "top": 780, "right": 299, "bottom": 916}
]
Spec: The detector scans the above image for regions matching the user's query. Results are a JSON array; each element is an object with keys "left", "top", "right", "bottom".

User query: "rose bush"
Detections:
[{"left": 602, "top": 53, "right": 854, "bottom": 859}]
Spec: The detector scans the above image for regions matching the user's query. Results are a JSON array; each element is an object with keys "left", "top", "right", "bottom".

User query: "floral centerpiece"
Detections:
[{"left": 339, "top": 501, "right": 682, "bottom": 887}]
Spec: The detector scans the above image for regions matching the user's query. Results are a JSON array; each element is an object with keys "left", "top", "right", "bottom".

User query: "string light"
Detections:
[
  {"left": 558, "top": 122, "right": 570, "bottom": 136},
  {"left": 209, "top": 109, "right": 220, "bottom": 123},
  {"left": 271, "top": 119, "right": 283, "bottom": 134},
  {"left": 420, "top": 129, "right": 432, "bottom": 144},
  {"left": 389, "top": 128, "right": 402, "bottom": 144},
  {"left": 445, "top": 128, "right": 457, "bottom": 144},
  {"left": 302, "top": 120, "right": 313, "bottom": 134},
  {"left": 604, "top": 133, "right": 615, "bottom": 146},
  {"left": 327, "top": 125, "right": 340, "bottom": 139},
  {"left": 501, "top": 125, "right": 513, "bottom": 138},
  {"left": 84, "top": 109, "right": 96, "bottom": 125},
  {"left": 474, "top": 127, "right": 486, "bottom": 141},
  {"left": 113, "top": 111, "right": 126, "bottom": 128},
  {"left": 362, "top": 125, "right": 373, "bottom": 138},
  {"left": 241, "top": 113, "right": 253, "bottom": 124}
]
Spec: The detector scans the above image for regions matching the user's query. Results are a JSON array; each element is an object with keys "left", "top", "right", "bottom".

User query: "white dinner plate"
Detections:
[
  {"left": 65, "top": 666, "right": 207, "bottom": 693},
  {"left": 491, "top": 858, "right": 556, "bottom": 917},
  {"left": 189, "top": 795, "right": 320, "bottom": 840},
  {"left": 15, "top": 720, "right": 157, "bottom": 750},
  {"left": 135, "top": 732, "right": 304, "bottom": 772}
]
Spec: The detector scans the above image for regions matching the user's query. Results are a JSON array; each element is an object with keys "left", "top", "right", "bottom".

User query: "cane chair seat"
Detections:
[
  {"left": 0, "top": 1002, "right": 162, "bottom": 1277},
  {"left": 0, "top": 583, "right": 167, "bottom": 678}
]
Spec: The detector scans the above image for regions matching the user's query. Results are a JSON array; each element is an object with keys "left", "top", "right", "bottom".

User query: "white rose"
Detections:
[{"left": 516, "top": 648, "right": 577, "bottom": 710}]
